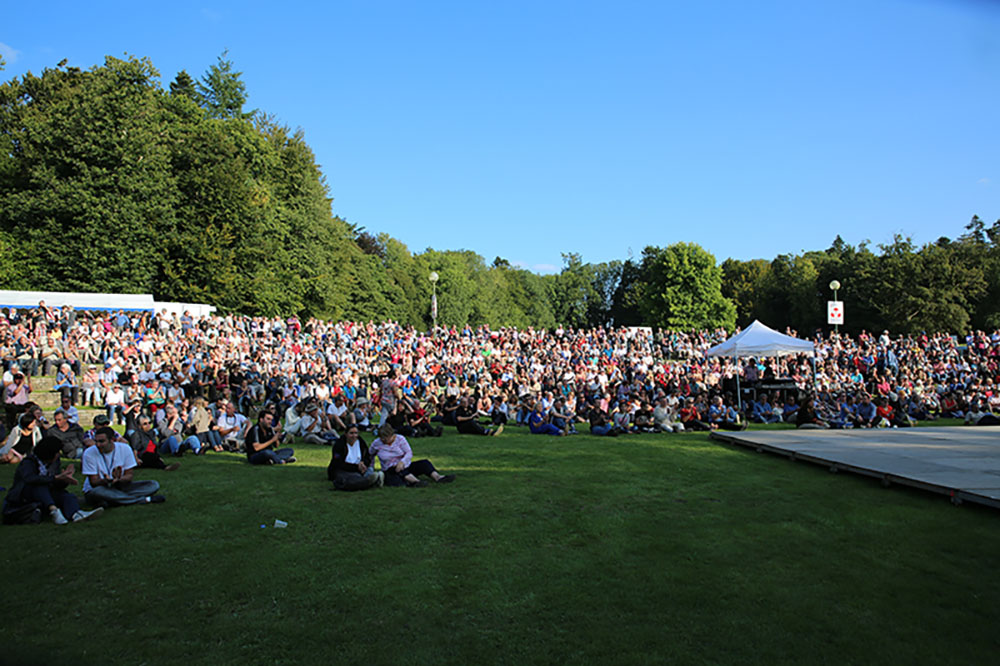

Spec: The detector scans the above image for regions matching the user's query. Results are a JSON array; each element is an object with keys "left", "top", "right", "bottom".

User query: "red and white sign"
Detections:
[{"left": 827, "top": 300, "right": 844, "bottom": 325}]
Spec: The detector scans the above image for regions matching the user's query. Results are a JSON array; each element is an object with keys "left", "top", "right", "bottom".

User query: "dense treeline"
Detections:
[{"left": 1, "top": 55, "right": 996, "bottom": 334}]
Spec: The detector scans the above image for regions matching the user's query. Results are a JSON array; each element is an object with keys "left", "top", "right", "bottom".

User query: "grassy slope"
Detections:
[{"left": 1, "top": 424, "right": 997, "bottom": 665}]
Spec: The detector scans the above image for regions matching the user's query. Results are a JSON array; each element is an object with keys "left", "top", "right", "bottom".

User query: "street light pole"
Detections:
[
  {"left": 429, "top": 271, "right": 439, "bottom": 333},
  {"left": 829, "top": 279, "right": 841, "bottom": 334}
]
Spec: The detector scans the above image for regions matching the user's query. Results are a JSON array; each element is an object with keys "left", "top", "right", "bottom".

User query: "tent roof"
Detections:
[{"left": 705, "top": 320, "right": 815, "bottom": 358}]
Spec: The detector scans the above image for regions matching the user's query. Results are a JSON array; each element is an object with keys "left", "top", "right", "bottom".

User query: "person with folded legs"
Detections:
[
  {"left": 2, "top": 435, "right": 103, "bottom": 524},
  {"left": 327, "top": 424, "right": 383, "bottom": 491},
  {"left": 369, "top": 424, "right": 454, "bottom": 488}
]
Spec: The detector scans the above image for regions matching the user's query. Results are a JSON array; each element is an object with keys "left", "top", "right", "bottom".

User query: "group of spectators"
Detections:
[{"left": 3, "top": 301, "right": 1000, "bottom": 520}]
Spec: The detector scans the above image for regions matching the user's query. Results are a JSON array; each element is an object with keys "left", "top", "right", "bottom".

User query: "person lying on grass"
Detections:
[
  {"left": 369, "top": 423, "right": 455, "bottom": 488},
  {"left": 327, "top": 424, "right": 383, "bottom": 491}
]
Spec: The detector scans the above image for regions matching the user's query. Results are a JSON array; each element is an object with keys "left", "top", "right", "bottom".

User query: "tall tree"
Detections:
[
  {"left": 197, "top": 50, "right": 249, "bottom": 120},
  {"left": 636, "top": 243, "right": 736, "bottom": 330}
]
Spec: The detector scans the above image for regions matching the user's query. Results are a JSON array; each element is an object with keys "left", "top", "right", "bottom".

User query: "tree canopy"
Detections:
[{"left": 0, "top": 53, "right": 996, "bottom": 334}]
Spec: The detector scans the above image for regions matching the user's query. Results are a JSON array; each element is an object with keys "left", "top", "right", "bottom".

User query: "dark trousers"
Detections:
[
  {"left": 248, "top": 447, "right": 295, "bottom": 465},
  {"left": 384, "top": 459, "right": 437, "bottom": 486},
  {"left": 22, "top": 484, "right": 80, "bottom": 517},
  {"left": 60, "top": 386, "right": 80, "bottom": 405},
  {"left": 140, "top": 451, "right": 167, "bottom": 469},
  {"left": 457, "top": 420, "right": 488, "bottom": 435}
]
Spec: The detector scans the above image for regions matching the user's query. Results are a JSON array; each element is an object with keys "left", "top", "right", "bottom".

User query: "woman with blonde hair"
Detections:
[{"left": 188, "top": 396, "right": 224, "bottom": 452}]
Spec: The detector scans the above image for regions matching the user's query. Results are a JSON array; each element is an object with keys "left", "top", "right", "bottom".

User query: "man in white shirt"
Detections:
[
  {"left": 82, "top": 427, "right": 164, "bottom": 506},
  {"left": 217, "top": 401, "right": 249, "bottom": 452},
  {"left": 105, "top": 383, "right": 126, "bottom": 424},
  {"left": 300, "top": 401, "right": 338, "bottom": 444},
  {"left": 326, "top": 394, "right": 354, "bottom": 432}
]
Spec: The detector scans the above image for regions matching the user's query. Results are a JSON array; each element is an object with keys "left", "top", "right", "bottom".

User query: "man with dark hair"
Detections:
[
  {"left": 48, "top": 409, "right": 87, "bottom": 459},
  {"left": 455, "top": 395, "right": 502, "bottom": 436},
  {"left": 3, "top": 435, "right": 103, "bottom": 524},
  {"left": 82, "top": 426, "right": 164, "bottom": 506},
  {"left": 245, "top": 410, "right": 295, "bottom": 465}
]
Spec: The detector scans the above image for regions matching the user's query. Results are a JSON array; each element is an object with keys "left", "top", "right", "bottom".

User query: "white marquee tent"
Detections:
[{"left": 705, "top": 320, "right": 816, "bottom": 409}]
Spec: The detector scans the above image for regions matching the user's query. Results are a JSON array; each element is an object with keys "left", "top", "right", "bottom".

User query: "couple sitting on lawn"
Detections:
[{"left": 327, "top": 423, "right": 455, "bottom": 490}]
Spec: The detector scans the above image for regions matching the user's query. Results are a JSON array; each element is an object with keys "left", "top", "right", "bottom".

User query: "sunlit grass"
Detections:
[{"left": 1, "top": 425, "right": 997, "bottom": 665}]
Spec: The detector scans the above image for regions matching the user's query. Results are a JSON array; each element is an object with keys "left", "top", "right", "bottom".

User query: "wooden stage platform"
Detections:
[{"left": 710, "top": 426, "right": 1000, "bottom": 509}]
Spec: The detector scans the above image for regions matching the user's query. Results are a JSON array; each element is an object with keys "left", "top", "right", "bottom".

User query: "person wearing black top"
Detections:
[
  {"left": 3, "top": 435, "right": 103, "bottom": 524},
  {"left": 327, "top": 425, "right": 383, "bottom": 491},
  {"left": 455, "top": 396, "right": 501, "bottom": 436}
]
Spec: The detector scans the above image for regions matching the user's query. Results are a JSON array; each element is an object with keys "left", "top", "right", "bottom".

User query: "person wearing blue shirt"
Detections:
[
  {"left": 856, "top": 394, "right": 877, "bottom": 427},
  {"left": 528, "top": 403, "right": 563, "bottom": 436}
]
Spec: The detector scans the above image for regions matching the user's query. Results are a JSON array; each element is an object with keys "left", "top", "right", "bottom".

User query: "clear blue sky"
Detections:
[{"left": 3, "top": 1, "right": 998, "bottom": 273}]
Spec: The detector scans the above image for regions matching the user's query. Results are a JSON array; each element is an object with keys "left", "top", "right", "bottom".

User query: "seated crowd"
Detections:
[{"left": 3, "top": 303, "right": 1000, "bottom": 520}]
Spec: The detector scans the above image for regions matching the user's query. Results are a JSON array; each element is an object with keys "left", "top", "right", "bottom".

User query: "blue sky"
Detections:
[{"left": 3, "top": 1, "right": 998, "bottom": 272}]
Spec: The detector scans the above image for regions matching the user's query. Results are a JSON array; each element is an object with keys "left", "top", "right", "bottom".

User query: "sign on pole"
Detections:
[{"left": 827, "top": 300, "right": 844, "bottom": 325}]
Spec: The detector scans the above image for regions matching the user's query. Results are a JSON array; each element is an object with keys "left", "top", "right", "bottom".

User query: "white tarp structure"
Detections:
[
  {"left": 152, "top": 301, "right": 218, "bottom": 317},
  {"left": 705, "top": 320, "right": 816, "bottom": 410},
  {"left": 0, "top": 290, "right": 155, "bottom": 311},
  {"left": 0, "top": 290, "right": 217, "bottom": 316},
  {"left": 705, "top": 320, "right": 815, "bottom": 359}
]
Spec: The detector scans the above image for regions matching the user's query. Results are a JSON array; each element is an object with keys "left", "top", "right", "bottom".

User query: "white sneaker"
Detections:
[
  {"left": 50, "top": 508, "right": 69, "bottom": 525},
  {"left": 72, "top": 507, "right": 104, "bottom": 522}
]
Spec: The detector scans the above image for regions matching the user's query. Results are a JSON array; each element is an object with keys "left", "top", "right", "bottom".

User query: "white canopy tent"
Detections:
[{"left": 705, "top": 320, "right": 816, "bottom": 410}]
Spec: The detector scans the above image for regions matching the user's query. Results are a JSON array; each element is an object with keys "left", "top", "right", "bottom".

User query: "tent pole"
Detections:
[{"left": 736, "top": 358, "right": 742, "bottom": 412}]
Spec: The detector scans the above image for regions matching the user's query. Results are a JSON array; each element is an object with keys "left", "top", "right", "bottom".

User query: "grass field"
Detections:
[{"left": 2, "top": 423, "right": 998, "bottom": 665}]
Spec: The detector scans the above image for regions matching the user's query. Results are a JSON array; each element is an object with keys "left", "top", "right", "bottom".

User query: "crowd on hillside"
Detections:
[
  {"left": 4, "top": 301, "right": 1000, "bottom": 522},
  {"left": 0, "top": 302, "right": 998, "bottom": 467}
]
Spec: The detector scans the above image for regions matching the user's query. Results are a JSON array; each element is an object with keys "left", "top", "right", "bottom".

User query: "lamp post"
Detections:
[
  {"left": 429, "top": 271, "right": 439, "bottom": 333},
  {"left": 829, "top": 279, "right": 841, "bottom": 334}
]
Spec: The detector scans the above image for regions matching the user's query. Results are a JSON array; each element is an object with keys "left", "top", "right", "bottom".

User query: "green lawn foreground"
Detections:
[{"left": 1, "top": 425, "right": 997, "bottom": 665}]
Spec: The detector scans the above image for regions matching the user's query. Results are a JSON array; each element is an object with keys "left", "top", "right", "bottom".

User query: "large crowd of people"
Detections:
[{"left": 2, "top": 301, "right": 1000, "bottom": 521}]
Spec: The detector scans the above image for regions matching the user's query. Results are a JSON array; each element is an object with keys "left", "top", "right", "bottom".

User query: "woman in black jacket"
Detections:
[
  {"left": 3, "top": 435, "right": 103, "bottom": 524},
  {"left": 327, "top": 425, "right": 383, "bottom": 491}
]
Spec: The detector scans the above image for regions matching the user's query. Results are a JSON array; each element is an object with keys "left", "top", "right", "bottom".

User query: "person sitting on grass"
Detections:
[
  {"left": 82, "top": 426, "right": 165, "bottom": 507},
  {"left": 455, "top": 395, "right": 502, "bottom": 436},
  {"left": 369, "top": 423, "right": 455, "bottom": 488},
  {"left": 781, "top": 395, "right": 800, "bottom": 423},
  {"left": 156, "top": 403, "right": 203, "bottom": 456},
  {"left": 47, "top": 408, "right": 87, "bottom": 459},
  {"left": 588, "top": 405, "right": 618, "bottom": 436},
  {"left": 964, "top": 398, "right": 1000, "bottom": 426},
  {"left": 795, "top": 396, "right": 829, "bottom": 429},
  {"left": 632, "top": 401, "right": 659, "bottom": 433},
  {"left": 188, "top": 396, "right": 224, "bottom": 452},
  {"left": 2, "top": 435, "right": 104, "bottom": 525},
  {"left": 707, "top": 395, "right": 746, "bottom": 431},
  {"left": 217, "top": 400, "right": 249, "bottom": 452},
  {"left": 407, "top": 398, "right": 443, "bottom": 437},
  {"left": 128, "top": 415, "right": 181, "bottom": 472},
  {"left": 244, "top": 410, "right": 295, "bottom": 465},
  {"left": 327, "top": 424, "right": 384, "bottom": 491},
  {"left": 653, "top": 397, "right": 684, "bottom": 433},
  {"left": 528, "top": 401, "right": 564, "bottom": 436},
  {"left": 678, "top": 398, "right": 711, "bottom": 432},
  {"left": 2, "top": 411, "right": 42, "bottom": 460},
  {"left": 751, "top": 393, "right": 781, "bottom": 424},
  {"left": 550, "top": 398, "right": 578, "bottom": 434},
  {"left": 300, "top": 400, "right": 339, "bottom": 444}
]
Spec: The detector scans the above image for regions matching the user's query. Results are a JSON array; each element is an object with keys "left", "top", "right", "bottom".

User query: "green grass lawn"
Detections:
[{"left": 1, "top": 424, "right": 997, "bottom": 665}]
